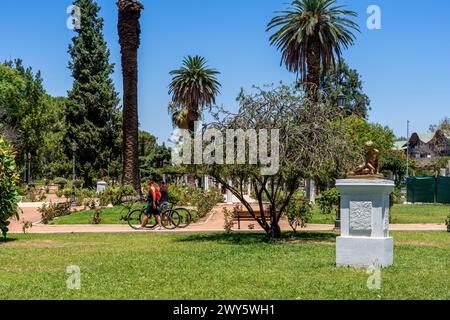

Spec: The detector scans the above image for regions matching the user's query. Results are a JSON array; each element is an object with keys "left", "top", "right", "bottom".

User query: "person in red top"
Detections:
[{"left": 139, "top": 179, "right": 162, "bottom": 230}]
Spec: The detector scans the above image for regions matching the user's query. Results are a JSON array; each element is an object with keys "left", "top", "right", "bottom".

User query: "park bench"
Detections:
[{"left": 234, "top": 204, "right": 277, "bottom": 230}]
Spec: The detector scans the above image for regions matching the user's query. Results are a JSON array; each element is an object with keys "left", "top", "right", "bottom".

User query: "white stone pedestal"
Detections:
[{"left": 336, "top": 179, "right": 395, "bottom": 268}]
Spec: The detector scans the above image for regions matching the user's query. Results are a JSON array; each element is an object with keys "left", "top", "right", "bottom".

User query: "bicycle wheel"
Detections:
[
  {"left": 173, "top": 208, "right": 192, "bottom": 228},
  {"left": 127, "top": 209, "right": 157, "bottom": 230},
  {"left": 160, "top": 210, "right": 181, "bottom": 230}
]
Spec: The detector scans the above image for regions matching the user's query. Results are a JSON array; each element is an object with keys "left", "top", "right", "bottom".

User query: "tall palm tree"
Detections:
[
  {"left": 117, "top": 0, "right": 144, "bottom": 193},
  {"left": 267, "top": 0, "right": 359, "bottom": 97},
  {"left": 168, "top": 56, "right": 221, "bottom": 133}
]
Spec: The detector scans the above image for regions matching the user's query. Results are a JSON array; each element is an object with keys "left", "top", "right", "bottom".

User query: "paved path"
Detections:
[{"left": 9, "top": 203, "right": 447, "bottom": 234}]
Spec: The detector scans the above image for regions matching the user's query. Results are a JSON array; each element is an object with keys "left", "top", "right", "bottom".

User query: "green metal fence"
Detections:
[{"left": 407, "top": 177, "right": 450, "bottom": 204}]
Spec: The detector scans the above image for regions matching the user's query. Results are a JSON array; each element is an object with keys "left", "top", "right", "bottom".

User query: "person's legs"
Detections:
[
  {"left": 141, "top": 215, "right": 149, "bottom": 228},
  {"left": 155, "top": 214, "right": 162, "bottom": 226},
  {"left": 141, "top": 206, "right": 152, "bottom": 228}
]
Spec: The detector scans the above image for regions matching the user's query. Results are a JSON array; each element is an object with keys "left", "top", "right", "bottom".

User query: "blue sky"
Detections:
[{"left": 1, "top": 0, "right": 449, "bottom": 144}]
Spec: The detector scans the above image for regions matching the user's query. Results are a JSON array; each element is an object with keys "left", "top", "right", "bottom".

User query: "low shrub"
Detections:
[
  {"left": 99, "top": 185, "right": 136, "bottom": 206},
  {"left": 91, "top": 209, "right": 102, "bottom": 225},
  {"left": 189, "top": 188, "right": 223, "bottom": 220},
  {"left": 287, "top": 194, "right": 312, "bottom": 232},
  {"left": 38, "top": 203, "right": 71, "bottom": 224},
  {"left": 167, "top": 185, "right": 223, "bottom": 221},
  {"left": 54, "top": 177, "right": 68, "bottom": 190},
  {"left": 316, "top": 188, "right": 340, "bottom": 215},
  {"left": 0, "top": 136, "right": 19, "bottom": 238},
  {"left": 223, "top": 206, "right": 240, "bottom": 233},
  {"left": 390, "top": 188, "right": 404, "bottom": 207}
]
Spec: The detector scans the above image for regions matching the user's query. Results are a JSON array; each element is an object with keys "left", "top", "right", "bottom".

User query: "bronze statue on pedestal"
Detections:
[{"left": 348, "top": 141, "right": 384, "bottom": 179}]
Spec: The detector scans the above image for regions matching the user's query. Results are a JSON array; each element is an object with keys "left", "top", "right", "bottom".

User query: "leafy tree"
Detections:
[
  {"left": 66, "top": 0, "right": 121, "bottom": 187},
  {"left": 139, "top": 131, "right": 171, "bottom": 181},
  {"left": 200, "top": 84, "right": 353, "bottom": 239},
  {"left": 381, "top": 150, "right": 407, "bottom": 188},
  {"left": 0, "top": 60, "right": 57, "bottom": 180},
  {"left": 342, "top": 116, "right": 395, "bottom": 154},
  {"left": 0, "top": 136, "right": 19, "bottom": 238},
  {"left": 321, "top": 60, "right": 371, "bottom": 119},
  {"left": 118, "top": 0, "right": 144, "bottom": 194},
  {"left": 168, "top": 55, "right": 221, "bottom": 133},
  {"left": 267, "top": 0, "right": 359, "bottom": 96}
]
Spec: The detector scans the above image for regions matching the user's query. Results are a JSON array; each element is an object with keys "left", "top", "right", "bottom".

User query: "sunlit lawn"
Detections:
[
  {"left": 50, "top": 203, "right": 450, "bottom": 226},
  {"left": 309, "top": 204, "right": 450, "bottom": 225},
  {"left": 0, "top": 231, "right": 449, "bottom": 300}
]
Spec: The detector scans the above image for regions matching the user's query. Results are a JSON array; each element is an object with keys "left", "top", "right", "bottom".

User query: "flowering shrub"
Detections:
[
  {"left": 168, "top": 185, "right": 223, "bottom": 221},
  {"left": 287, "top": 194, "right": 312, "bottom": 232}
]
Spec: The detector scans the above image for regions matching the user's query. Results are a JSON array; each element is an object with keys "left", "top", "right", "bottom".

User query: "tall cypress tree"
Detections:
[{"left": 66, "top": 0, "right": 121, "bottom": 187}]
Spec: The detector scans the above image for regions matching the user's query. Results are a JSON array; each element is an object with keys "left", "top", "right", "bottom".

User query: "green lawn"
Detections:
[
  {"left": 309, "top": 204, "right": 450, "bottom": 225},
  {"left": 50, "top": 206, "right": 131, "bottom": 225},
  {"left": 0, "top": 231, "right": 449, "bottom": 300},
  {"left": 50, "top": 204, "right": 450, "bottom": 226},
  {"left": 390, "top": 204, "right": 450, "bottom": 224}
]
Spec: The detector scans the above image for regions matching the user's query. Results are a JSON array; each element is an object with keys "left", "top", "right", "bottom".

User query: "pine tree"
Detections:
[{"left": 66, "top": 0, "right": 121, "bottom": 187}]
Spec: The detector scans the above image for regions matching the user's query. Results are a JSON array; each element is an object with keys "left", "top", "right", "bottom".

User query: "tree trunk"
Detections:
[
  {"left": 118, "top": 1, "right": 143, "bottom": 194},
  {"left": 306, "top": 39, "right": 321, "bottom": 101},
  {"left": 267, "top": 223, "right": 282, "bottom": 240}
]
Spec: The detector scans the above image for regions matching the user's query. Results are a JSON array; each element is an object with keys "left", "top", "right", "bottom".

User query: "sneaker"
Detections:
[{"left": 154, "top": 225, "right": 163, "bottom": 231}]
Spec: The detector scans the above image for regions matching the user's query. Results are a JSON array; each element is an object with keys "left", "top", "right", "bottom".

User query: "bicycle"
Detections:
[
  {"left": 126, "top": 199, "right": 181, "bottom": 230},
  {"left": 161, "top": 201, "right": 192, "bottom": 229}
]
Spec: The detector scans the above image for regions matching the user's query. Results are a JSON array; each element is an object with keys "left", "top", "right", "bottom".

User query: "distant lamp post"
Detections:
[
  {"left": 27, "top": 153, "right": 32, "bottom": 185},
  {"left": 23, "top": 153, "right": 27, "bottom": 184},
  {"left": 335, "top": 93, "right": 346, "bottom": 230},
  {"left": 71, "top": 142, "right": 78, "bottom": 206}
]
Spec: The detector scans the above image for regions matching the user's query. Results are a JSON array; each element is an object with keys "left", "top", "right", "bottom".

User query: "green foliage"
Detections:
[
  {"left": 445, "top": 214, "right": 450, "bottom": 232},
  {"left": 223, "top": 206, "right": 239, "bottom": 233},
  {"left": 287, "top": 194, "right": 312, "bottom": 232},
  {"left": 99, "top": 185, "right": 137, "bottom": 206},
  {"left": 381, "top": 150, "right": 407, "bottom": 188},
  {"left": 168, "top": 185, "right": 223, "bottom": 221},
  {"left": 0, "top": 61, "right": 66, "bottom": 180},
  {"left": 0, "top": 137, "right": 19, "bottom": 237},
  {"left": 202, "top": 84, "right": 353, "bottom": 238},
  {"left": 342, "top": 116, "right": 395, "bottom": 169},
  {"left": 316, "top": 188, "right": 340, "bottom": 215},
  {"left": 321, "top": 60, "right": 370, "bottom": 119},
  {"left": 38, "top": 203, "right": 71, "bottom": 225},
  {"left": 169, "top": 56, "right": 221, "bottom": 131},
  {"left": 91, "top": 209, "right": 102, "bottom": 225},
  {"left": 434, "top": 157, "right": 450, "bottom": 174},
  {"left": 390, "top": 188, "right": 404, "bottom": 208},
  {"left": 65, "top": 0, "right": 121, "bottom": 187},
  {"left": 190, "top": 188, "right": 224, "bottom": 220},
  {"left": 267, "top": 0, "right": 359, "bottom": 82},
  {"left": 54, "top": 177, "right": 68, "bottom": 190},
  {"left": 139, "top": 131, "right": 171, "bottom": 181}
]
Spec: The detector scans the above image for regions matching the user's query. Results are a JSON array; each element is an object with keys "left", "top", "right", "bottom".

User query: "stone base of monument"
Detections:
[
  {"left": 336, "top": 237, "right": 393, "bottom": 268},
  {"left": 336, "top": 179, "right": 395, "bottom": 268}
]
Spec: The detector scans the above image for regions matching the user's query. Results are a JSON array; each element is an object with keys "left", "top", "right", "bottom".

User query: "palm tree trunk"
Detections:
[
  {"left": 306, "top": 39, "right": 321, "bottom": 100},
  {"left": 118, "top": 0, "right": 143, "bottom": 194}
]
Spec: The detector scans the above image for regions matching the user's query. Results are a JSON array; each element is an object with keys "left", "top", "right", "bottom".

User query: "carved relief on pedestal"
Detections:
[{"left": 349, "top": 201, "right": 372, "bottom": 235}]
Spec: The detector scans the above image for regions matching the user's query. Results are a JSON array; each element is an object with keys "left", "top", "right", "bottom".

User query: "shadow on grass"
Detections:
[
  {"left": 176, "top": 231, "right": 338, "bottom": 245},
  {"left": 0, "top": 237, "right": 18, "bottom": 244}
]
